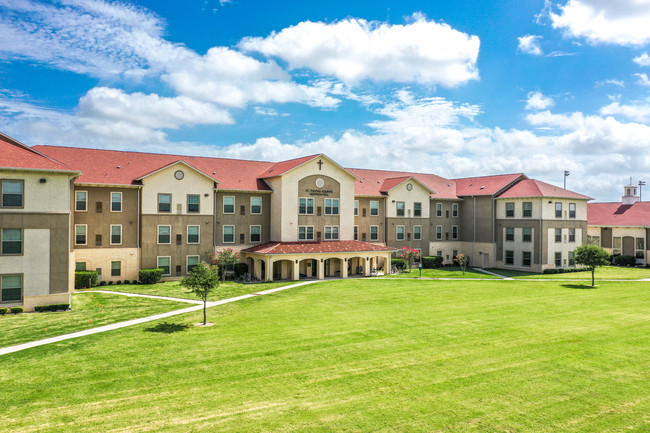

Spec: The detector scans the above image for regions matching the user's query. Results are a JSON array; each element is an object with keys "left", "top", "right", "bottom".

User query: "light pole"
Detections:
[
  {"left": 639, "top": 181, "right": 646, "bottom": 201},
  {"left": 563, "top": 171, "right": 570, "bottom": 189}
]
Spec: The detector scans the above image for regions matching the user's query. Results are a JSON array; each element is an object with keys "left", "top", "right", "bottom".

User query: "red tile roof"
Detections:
[
  {"left": 242, "top": 240, "right": 397, "bottom": 255},
  {"left": 588, "top": 202, "right": 650, "bottom": 227},
  {"left": 0, "top": 138, "right": 75, "bottom": 173},
  {"left": 498, "top": 179, "right": 592, "bottom": 200},
  {"left": 453, "top": 173, "right": 525, "bottom": 196},
  {"left": 258, "top": 154, "right": 320, "bottom": 178},
  {"left": 349, "top": 168, "right": 458, "bottom": 198}
]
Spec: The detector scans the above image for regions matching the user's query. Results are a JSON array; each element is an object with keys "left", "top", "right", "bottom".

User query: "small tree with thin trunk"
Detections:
[
  {"left": 574, "top": 244, "right": 610, "bottom": 287},
  {"left": 210, "top": 248, "right": 240, "bottom": 282},
  {"left": 399, "top": 246, "right": 421, "bottom": 271},
  {"left": 455, "top": 253, "right": 469, "bottom": 275},
  {"left": 180, "top": 262, "right": 220, "bottom": 325}
]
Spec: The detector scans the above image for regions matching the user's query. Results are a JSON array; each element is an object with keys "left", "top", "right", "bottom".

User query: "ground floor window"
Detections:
[
  {"left": 588, "top": 235, "right": 600, "bottom": 246},
  {"left": 522, "top": 251, "right": 531, "bottom": 267},
  {"left": 436, "top": 250, "right": 442, "bottom": 257},
  {"left": 568, "top": 251, "right": 575, "bottom": 266},
  {"left": 1, "top": 274, "right": 22, "bottom": 303},
  {"left": 111, "top": 261, "right": 121, "bottom": 277},
  {"left": 157, "top": 257, "right": 171, "bottom": 275},
  {"left": 75, "top": 262, "right": 86, "bottom": 271},
  {"left": 555, "top": 252, "right": 562, "bottom": 267},
  {"left": 636, "top": 238, "right": 645, "bottom": 259},
  {"left": 613, "top": 237, "right": 622, "bottom": 256},
  {"left": 505, "top": 250, "right": 514, "bottom": 265},
  {"left": 187, "top": 255, "right": 199, "bottom": 274}
]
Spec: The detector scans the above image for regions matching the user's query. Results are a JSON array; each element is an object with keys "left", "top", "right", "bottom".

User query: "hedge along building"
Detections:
[{"left": 0, "top": 134, "right": 79, "bottom": 311}]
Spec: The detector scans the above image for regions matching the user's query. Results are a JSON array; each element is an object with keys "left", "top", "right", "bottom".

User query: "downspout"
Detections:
[
  {"left": 539, "top": 197, "right": 543, "bottom": 273},
  {"left": 214, "top": 187, "right": 218, "bottom": 254},
  {"left": 137, "top": 185, "right": 142, "bottom": 273},
  {"left": 472, "top": 195, "right": 476, "bottom": 265}
]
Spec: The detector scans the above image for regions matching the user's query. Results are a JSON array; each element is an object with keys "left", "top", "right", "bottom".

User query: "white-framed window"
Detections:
[
  {"left": 354, "top": 200, "right": 359, "bottom": 216},
  {"left": 523, "top": 227, "right": 532, "bottom": 242},
  {"left": 187, "top": 225, "right": 200, "bottom": 244},
  {"left": 1, "top": 274, "right": 22, "bottom": 303},
  {"left": 506, "top": 227, "right": 514, "bottom": 242},
  {"left": 298, "top": 226, "right": 314, "bottom": 240},
  {"left": 223, "top": 225, "right": 235, "bottom": 243},
  {"left": 413, "top": 225, "right": 422, "bottom": 240},
  {"left": 370, "top": 225, "right": 379, "bottom": 241},
  {"left": 250, "top": 225, "right": 261, "bottom": 243},
  {"left": 75, "top": 224, "right": 87, "bottom": 245},
  {"left": 613, "top": 237, "right": 622, "bottom": 256},
  {"left": 436, "top": 203, "right": 442, "bottom": 217},
  {"left": 75, "top": 262, "right": 86, "bottom": 271},
  {"left": 157, "top": 256, "right": 171, "bottom": 276},
  {"left": 187, "top": 194, "right": 200, "bottom": 213},
  {"left": 568, "top": 251, "right": 575, "bottom": 266},
  {"left": 523, "top": 202, "right": 532, "bottom": 218},
  {"left": 588, "top": 235, "right": 600, "bottom": 246},
  {"left": 1, "top": 179, "right": 23, "bottom": 208},
  {"left": 324, "top": 226, "right": 339, "bottom": 240},
  {"left": 569, "top": 203, "right": 576, "bottom": 218},
  {"left": 75, "top": 191, "right": 87, "bottom": 212},
  {"left": 187, "top": 255, "right": 200, "bottom": 274},
  {"left": 452, "top": 225, "right": 458, "bottom": 240},
  {"left": 436, "top": 225, "right": 442, "bottom": 240},
  {"left": 555, "top": 228, "right": 562, "bottom": 243},
  {"left": 157, "top": 225, "right": 171, "bottom": 244},
  {"left": 158, "top": 193, "right": 171, "bottom": 213},
  {"left": 452, "top": 203, "right": 458, "bottom": 217},
  {"left": 354, "top": 225, "right": 358, "bottom": 240},
  {"left": 111, "top": 192, "right": 122, "bottom": 212},
  {"left": 325, "top": 198, "right": 339, "bottom": 215},
  {"left": 396, "top": 202, "right": 405, "bottom": 217},
  {"left": 569, "top": 228, "right": 576, "bottom": 242},
  {"left": 505, "top": 202, "right": 514, "bottom": 217},
  {"left": 299, "top": 197, "right": 314, "bottom": 215},
  {"left": 223, "top": 196, "right": 235, "bottom": 214},
  {"left": 396, "top": 225, "right": 405, "bottom": 241},
  {"left": 370, "top": 201, "right": 379, "bottom": 216},
  {"left": 414, "top": 202, "right": 422, "bottom": 217},
  {"left": 111, "top": 261, "right": 121, "bottom": 277},
  {"left": 555, "top": 202, "right": 562, "bottom": 218},
  {"left": 250, "top": 197, "right": 262, "bottom": 214},
  {"left": 110, "top": 224, "right": 122, "bottom": 245},
  {"left": 1, "top": 229, "right": 22, "bottom": 255}
]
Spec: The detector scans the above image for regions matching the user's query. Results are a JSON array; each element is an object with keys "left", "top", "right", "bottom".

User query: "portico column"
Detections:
[
  {"left": 341, "top": 257, "right": 348, "bottom": 278},
  {"left": 254, "top": 258, "right": 262, "bottom": 280},
  {"left": 317, "top": 259, "right": 325, "bottom": 280},
  {"left": 266, "top": 258, "right": 273, "bottom": 282},
  {"left": 292, "top": 259, "right": 300, "bottom": 281},
  {"left": 363, "top": 257, "right": 370, "bottom": 276}
]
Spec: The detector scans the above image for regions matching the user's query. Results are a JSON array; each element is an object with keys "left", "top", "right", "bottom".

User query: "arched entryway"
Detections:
[
  {"left": 272, "top": 259, "right": 294, "bottom": 281},
  {"left": 299, "top": 258, "right": 317, "bottom": 279},
  {"left": 324, "top": 257, "right": 343, "bottom": 278}
]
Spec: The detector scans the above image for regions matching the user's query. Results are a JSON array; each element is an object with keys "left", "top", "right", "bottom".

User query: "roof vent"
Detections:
[
  {"left": 116, "top": 166, "right": 121, "bottom": 169},
  {"left": 212, "top": 171, "right": 216, "bottom": 175},
  {"left": 480, "top": 186, "right": 485, "bottom": 190}
]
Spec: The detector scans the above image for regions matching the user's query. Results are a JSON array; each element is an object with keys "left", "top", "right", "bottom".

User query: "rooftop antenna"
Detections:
[
  {"left": 563, "top": 170, "right": 570, "bottom": 189},
  {"left": 639, "top": 180, "right": 646, "bottom": 201}
]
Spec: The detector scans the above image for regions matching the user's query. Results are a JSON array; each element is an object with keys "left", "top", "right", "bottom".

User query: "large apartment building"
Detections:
[{"left": 1, "top": 134, "right": 592, "bottom": 310}]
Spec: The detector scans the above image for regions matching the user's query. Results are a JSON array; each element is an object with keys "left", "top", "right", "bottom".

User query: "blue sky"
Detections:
[{"left": 2, "top": 0, "right": 650, "bottom": 201}]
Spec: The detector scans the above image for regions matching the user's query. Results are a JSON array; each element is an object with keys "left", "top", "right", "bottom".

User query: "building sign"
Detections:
[{"left": 306, "top": 188, "right": 333, "bottom": 197}]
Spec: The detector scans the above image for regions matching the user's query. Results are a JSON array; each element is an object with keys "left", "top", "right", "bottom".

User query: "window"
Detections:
[
  {"left": 324, "top": 226, "right": 339, "bottom": 240},
  {"left": 523, "top": 227, "right": 532, "bottom": 242},
  {"left": 354, "top": 225, "right": 358, "bottom": 241},
  {"left": 555, "top": 202, "right": 562, "bottom": 218},
  {"left": 299, "top": 198, "right": 314, "bottom": 215},
  {"left": 555, "top": 252, "right": 562, "bottom": 267},
  {"left": 414, "top": 202, "right": 422, "bottom": 217},
  {"left": 588, "top": 235, "right": 600, "bottom": 246},
  {"left": 569, "top": 228, "right": 576, "bottom": 242},
  {"left": 75, "top": 191, "right": 87, "bottom": 211},
  {"left": 505, "top": 202, "right": 514, "bottom": 217},
  {"left": 325, "top": 198, "right": 339, "bottom": 215},
  {"left": 414, "top": 225, "right": 422, "bottom": 240},
  {"left": 436, "top": 203, "right": 442, "bottom": 217},
  {"left": 1, "top": 229, "right": 22, "bottom": 255},
  {"left": 75, "top": 225, "right": 87, "bottom": 245},
  {"left": 187, "top": 225, "right": 200, "bottom": 244},
  {"left": 568, "top": 251, "right": 575, "bottom": 266},
  {"left": 523, "top": 202, "right": 532, "bottom": 218},
  {"left": 158, "top": 225, "right": 171, "bottom": 244},
  {"left": 223, "top": 225, "right": 234, "bottom": 243},
  {"left": 370, "top": 201, "right": 379, "bottom": 216},
  {"left": 250, "top": 197, "right": 262, "bottom": 214},
  {"left": 452, "top": 203, "right": 458, "bottom": 217},
  {"left": 555, "top": 228, "right": 562, "bottom": 243},
  {"left": 223, "top": 196, "right": 235, "bottom": 214},
  {"left": 1, "top": 274, "right": 22, "bottom": 303},
  {"left": 110, "top": 225, "right": 122, "bottom": 245},
  {"left": 452, "top": 225, "right": 458, "bottom": 240},
  {"left": 187, "top": 195, "right": 200, "bottom": 213},
  {"left": 569, "top": 203, "right": 576, "bottom": 218},
  {"left": 158, "top": 194, "right": 171, "bottom": 212},
  {"left": 298, "top": 226, "right": 314, "bottom": 240},
  {"left": 187, "top": 256, "right": 199, "bottom": 274},
  {"left": 111, "top": 261, "right": 121, "bottom": 277},
  {"left": 436, "top": 250, "right": 443, "bottom": 257},
  {"left": 505, "top": 250, "right": 514, "bottom": 265},
  {"left": 396, "top": 202, "right": 405, "bottom": 217},
  {"left": 613, "top": 237, "right": 622, "bottom": 255},
  {"left": 370, "top": 225, "right": 379, "bottom": 241},
  {"left": 157, "top": 257, "right": 171, "bottom": 276},
  {"left": 1, "top": 179, "right": 23, "bottom": 208},
  {"left": 111, "top": 192, "right": 122, "bottom": 212},
  {"left": 250, "top": 225, "right": 261, "bottom": 243},
  {"left": 436, "top": 225, "right": 442, "bottom": 240},
  {"left": 522, "top": 251, "right": 532, "bottom": 267},
  {"left": 396, "top": 225, "right": 405, "bottom": 241},
  {"left": 505, "top": 227, "right": 514, "bottom": 242},
  {"left": 354, "top": 200, "right": 359, "bottom": 216}
]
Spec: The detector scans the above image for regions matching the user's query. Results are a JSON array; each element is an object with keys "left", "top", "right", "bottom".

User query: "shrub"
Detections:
[
  {"left": 74, "top": 270, "right": 98, "bottom": 290},
  {"left": 543, "top": 269, "right": 558, "bottom": 274},
  {"left": 613, "top": 255, "right": 636, "bottom": 267},
  {"left": 453, "top": 255, "right": 470, "bottom": 267},
  {"left": 139, "top": 268, "right": 164, "bottom": 284},
  {"left": 99, "top": 281, "right": 107, "bottom": 286},
  {"left": 0, "top": 307, "right": 8, "bottom": 315},
  {"left": 108, "top": 281, "right": 114, "bottom": 285},
  {"left": 391, "top": 258, "right": 407, "bottom": 271},
  {"left": 233, "top": 262, "right": 248, "bottom": 278},
  {"left": 10, "top": 307, "right": 24, "bottom": 314},
  {"left": 422, "top": 256, "right": 444, "bottom": 269},
  {"left": 35, "top": 304, "right": 69, "bottom": 312},
  {"left": 123, "top": 279, "right": 130, "bottom": 285},
  {"left": 116, "top": 280, "right": 122, "bottom": 285}
]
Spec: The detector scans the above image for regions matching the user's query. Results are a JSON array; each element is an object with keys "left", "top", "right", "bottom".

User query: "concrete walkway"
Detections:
[
  {"left": 0, "top": 280, "right": 322, "bottom": 356},
  {"left": 474, "top": 268, "right": 512, "bottom": 279},
  {"left": 79, "top": 289, "right": 204, "bottom": 304}
]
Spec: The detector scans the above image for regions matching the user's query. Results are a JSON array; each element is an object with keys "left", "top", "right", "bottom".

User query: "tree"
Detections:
[
  {"left": 210, "top": 248, "right": 240, "bottom": 281},
  {"left": 574, "top": 244, "right": 610, "bottom": 287},
  {"left": 455, "top": 253, "right": 469, "bottom": 275},
  {"left": 399, "top": 247, "right": 421, "bottom": 271},
  {"left": 180, "top": 262, "right": 220, "bottom": 325}
]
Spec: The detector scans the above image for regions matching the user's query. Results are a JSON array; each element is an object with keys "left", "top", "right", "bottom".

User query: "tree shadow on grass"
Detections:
[
  {"left": 144, "top": 322, "right": 190, "bottom": 333},
  {"left": 562, "top": 284, "right": 597, "bottom": 290}
]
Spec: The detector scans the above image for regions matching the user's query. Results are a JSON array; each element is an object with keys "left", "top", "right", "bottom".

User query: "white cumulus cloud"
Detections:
[
  {"left": 633, "top": 52, "right": 650, "bottom": 66},
  {"left": 518, "top": 35, "right": 543, "bottom": 55},
  {"left": 525, "top": 91, "right": 554, "bottom": 110},
  {"left": 600, "top": 101, "right": 650, "bottom": 122},
  {"left": 634, "top": 73, "right": 650, "bottom": 86}
]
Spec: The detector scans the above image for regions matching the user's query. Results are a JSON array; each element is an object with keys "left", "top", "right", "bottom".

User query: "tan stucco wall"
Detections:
[
  {"left": 74, "top": 247, "right": 140, "bottom": 282},
  {"left": 141, "top": 163, "right": 214, "bottom": 215},
  {"left": 1, "top": 171, "right": 71, "bottom": 214},
  {"left": 215, "top": 191, "right": 271, "bottom": 246},
  {"left": 386, "top": 181, "right": 431, "bottom": 218},
  {"left": 354, "top": 197, "right": 386, "bottom": 243},
  {"left": 23, "top": 292, "right": 71, "bottom": 312}
]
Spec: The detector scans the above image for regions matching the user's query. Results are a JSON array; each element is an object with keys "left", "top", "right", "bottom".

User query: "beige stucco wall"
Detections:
[
  {"left": 546, "top": 228, "right": 582, "bottom": 267},
  {"left": 386, "top": 181, "right": 431, "bottom": 218},
  {"left": 23, "top": 292, "right": 71, "bottom": 312},
  {"left": 1, "top": 171, "right": 71, "bottom": 213},
  {"left": 0, "top": 229, "right": 50, "bottom": 298},
  {"left": 74, "top": 247, "right": 140, "bottom": 282},
  {"left": 141, "top": 163, "right": 214, "bottom": 215}
]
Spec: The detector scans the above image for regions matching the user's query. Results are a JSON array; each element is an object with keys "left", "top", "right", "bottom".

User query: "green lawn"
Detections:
[
  {"left": 382, "top": 265, "right": 498, "bottom": 279},
  {"left": 491, "top": 265, "right": 650, "bottom": 280},
  {"left": 2, "top": 279, "right": 649, "bottom": 432},
  {"left": 0, "top": 292, "right": 186, "bottom": 348},
  {"left": 83, "top": 280, "right": 296, "bottom": 301}
]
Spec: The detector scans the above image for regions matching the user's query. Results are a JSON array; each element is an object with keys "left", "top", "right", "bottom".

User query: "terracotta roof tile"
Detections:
[
  {"left": 498, "top": 179, "right": 592, "bottom": 200},
  {"left": 349, "top": 168, "right": 457, "bottom": 198},
  {"left": 242, "top": 240, "right": 397, "bottom": 255},
  {"left": 0, "top": 139, "right": 74, "bottom": 172},
  {"left": 453, "top": 173, "right": 525, "bottom": 196},
  {"left": 258, "top": 154, "right": 320, "bottom": 178},
  {"left": 588, "top": 202, "right": 650, "bottom": 226}
]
